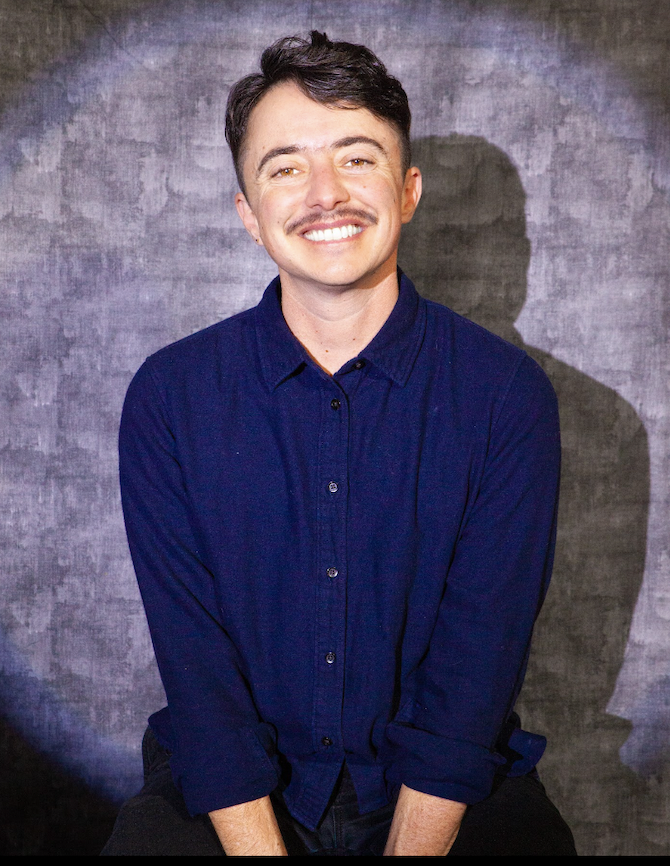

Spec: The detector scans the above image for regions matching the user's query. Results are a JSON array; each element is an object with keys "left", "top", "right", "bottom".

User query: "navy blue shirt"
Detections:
[{"left": 119, "top": 273, "right": 560, "bottom": 831}]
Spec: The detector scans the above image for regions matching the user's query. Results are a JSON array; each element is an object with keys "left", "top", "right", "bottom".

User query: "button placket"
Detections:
[{"left": 312, "top": 387, "right": 348, "bottom": 754}]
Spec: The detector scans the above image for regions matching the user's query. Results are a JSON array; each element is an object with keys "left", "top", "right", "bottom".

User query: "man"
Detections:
[{"left": 103, "top": 32, "right": 576, "bottom": 856}]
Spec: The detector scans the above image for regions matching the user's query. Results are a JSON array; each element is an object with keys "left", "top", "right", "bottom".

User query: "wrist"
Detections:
[
  {"left": 383, "top": 784, "right": 466, "bottom": 856},
  {"left": 209, "top": 795, "right": 288, "bottom": 856}
]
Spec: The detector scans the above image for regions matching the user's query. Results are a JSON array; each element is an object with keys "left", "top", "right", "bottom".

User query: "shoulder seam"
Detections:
[
  {"left": 142, "top": 356, "right": 172, "bottom": 423},
  {"left": 490, "top": 351, "right": 530, "bottom": 435}
]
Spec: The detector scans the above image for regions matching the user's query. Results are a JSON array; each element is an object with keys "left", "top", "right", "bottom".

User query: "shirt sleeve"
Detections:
[
  {"left": 119, "top": 359, "right": 280, "bottom": 816},
  {"left": 384, "top": 353, "right": 561, "bottom": 804}
]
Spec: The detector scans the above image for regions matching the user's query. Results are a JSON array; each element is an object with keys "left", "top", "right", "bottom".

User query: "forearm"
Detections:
[
  {"left": 209, "top": 795, "right": 287, "bottom": 856},
  {"left": 383, "top": 784, "right": 467, "bottom": 856}
]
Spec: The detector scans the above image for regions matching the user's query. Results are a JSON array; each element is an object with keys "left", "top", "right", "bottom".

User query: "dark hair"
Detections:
[{"left": 225, "top": 31, "right": 412, "bottom": 193}]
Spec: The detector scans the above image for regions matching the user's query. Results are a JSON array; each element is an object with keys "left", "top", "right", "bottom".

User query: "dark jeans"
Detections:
[{"left": 101, "top": 728, "right": 577, "bottom": 856}]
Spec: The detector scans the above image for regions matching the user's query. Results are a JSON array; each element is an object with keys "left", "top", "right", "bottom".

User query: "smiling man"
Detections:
[
  {"left": 103, "top": 32, "right": 577, "bottom": 856},
  {"left": 232, "top": 68, "right": 421, "bottom": 378}
]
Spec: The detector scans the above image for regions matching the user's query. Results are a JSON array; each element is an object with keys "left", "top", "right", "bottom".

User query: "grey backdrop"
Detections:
[{"left": 1, "top": 0, "right": 669, "bottom": 855}]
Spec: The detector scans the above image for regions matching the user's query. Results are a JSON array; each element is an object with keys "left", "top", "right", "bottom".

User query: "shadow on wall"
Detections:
[
  {"left": 0, "top": 713, "right": 116, "bottom": 855},
  {"left": 399, "top": 135, "right": 651, "bottom": 852}
]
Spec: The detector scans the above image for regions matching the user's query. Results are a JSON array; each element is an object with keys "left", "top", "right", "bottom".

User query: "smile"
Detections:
[{"left": 303, "top": 224, "right": 364, "bottom": 242}]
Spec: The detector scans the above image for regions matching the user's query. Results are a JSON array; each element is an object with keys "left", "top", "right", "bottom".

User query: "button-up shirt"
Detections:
[{"left": 119, "top": 272, "right": 560, "bottom": 831}]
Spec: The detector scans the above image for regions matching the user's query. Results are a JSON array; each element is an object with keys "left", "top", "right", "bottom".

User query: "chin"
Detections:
[
  {"left": 280, "top": 258, "right": 370, "bottom": 288},
  {"left": 307, "top": 269, "right": 374, "bottom": 289},
  {"left": 312, "top": 258, "right": 388, "bottom": 285}
]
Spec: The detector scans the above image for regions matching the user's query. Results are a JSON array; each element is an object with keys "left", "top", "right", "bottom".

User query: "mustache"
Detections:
[{"left": 286, "top": 208, "right": 378, "bottom": 235}]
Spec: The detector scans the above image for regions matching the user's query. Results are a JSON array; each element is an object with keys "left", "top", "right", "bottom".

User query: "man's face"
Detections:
[{"left": 235, "top": 82, "right": 421, "bottom": 294}]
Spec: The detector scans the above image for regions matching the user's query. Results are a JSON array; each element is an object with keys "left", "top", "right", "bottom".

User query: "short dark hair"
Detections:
[{"left": 225, "top": 31, "right": 412, "bottom": 193}]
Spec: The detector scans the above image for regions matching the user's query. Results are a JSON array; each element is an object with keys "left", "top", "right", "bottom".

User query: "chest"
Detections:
[{"left": 171, "top": 368, "right": 490, "bottom": 548}]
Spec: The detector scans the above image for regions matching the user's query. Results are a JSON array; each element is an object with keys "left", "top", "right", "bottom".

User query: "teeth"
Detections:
[{"left": 304, "top": 224, "right": 363, "bottom": 242}]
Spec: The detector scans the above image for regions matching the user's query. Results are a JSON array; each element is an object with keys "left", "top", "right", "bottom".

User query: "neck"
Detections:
[{"left": 279, "top": 265, "right": 399, "bottom": 376}]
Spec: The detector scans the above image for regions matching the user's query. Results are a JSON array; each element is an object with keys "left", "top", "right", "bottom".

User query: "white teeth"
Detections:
[{"left": 304, "top": 224, "right": 363, "bottom": 242}]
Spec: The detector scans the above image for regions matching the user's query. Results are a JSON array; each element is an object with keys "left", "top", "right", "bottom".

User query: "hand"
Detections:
[
  {"left": 209, "top": 794, "right": 288, "bottom": 856},
  {"left": 383, "top": 784, "right": 467, "bottom": 856}
]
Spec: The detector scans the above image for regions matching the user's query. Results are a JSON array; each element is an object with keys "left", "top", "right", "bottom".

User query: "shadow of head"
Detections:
[{"left": 400, "top": 134, "right": 528, "bottom": 343}]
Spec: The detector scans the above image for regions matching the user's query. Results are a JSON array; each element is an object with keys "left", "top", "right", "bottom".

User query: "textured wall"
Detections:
[{"left": 1, "top": 0, "right": 668, "bottom": 855}]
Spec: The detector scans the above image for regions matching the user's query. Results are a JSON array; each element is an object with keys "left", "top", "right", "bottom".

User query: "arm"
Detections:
[
  {"left": 383, "top": 785, "right": 466, "bottom": 856},
  {"left": 120, "top": 360, "right": 280, "bottom": 819},
  {"left": 385, "top": 355, "right": 561, "bottom": 811},
  {"left": 209, "top": 796, "right": 287, "bottom": 856}
]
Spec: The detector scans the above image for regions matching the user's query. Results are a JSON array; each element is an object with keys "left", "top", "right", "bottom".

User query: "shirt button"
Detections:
[
  {"left": 328, "top": 481, "right": 338, "bottom": 493},
  {"left": 325, "top": 652, "right": 336, "bottom": 664},
  {"left": 326, "top": 567, "right": 338, "bottom": 578},
  {"left": 353, "top": 359, "right": 365, "bottom": 370},
  {"left": 331, "top": 398, "right": 341, "bottom": 410},
  {"left": 322, "top": 736, "right": 333, "bottom": 747}
]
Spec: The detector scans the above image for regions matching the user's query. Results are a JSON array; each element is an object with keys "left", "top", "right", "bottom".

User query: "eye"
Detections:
[
  {"left": 273, "top": 166, "right": 299, "bottom": 178},
  {"left": 345, "top": 157, "right": 373, "bottom": 168}
]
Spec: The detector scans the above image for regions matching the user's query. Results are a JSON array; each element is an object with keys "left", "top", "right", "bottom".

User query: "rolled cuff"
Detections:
[
  {"left": 149, "top": 707, "right": 280, "bottom": 816},
  {"left": 383, "top": 723, "right": 506, "bottom": 805}
]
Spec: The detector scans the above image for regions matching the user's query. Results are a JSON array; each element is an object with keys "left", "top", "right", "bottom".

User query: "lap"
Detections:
[
  {"left": 100, "top": 729, "right": 224, "bottom": 856},
  {"left": 450, "top": 773, "right": 577, "bottom": 856},
  {"left": 101, "top": 728, "right": 576, "bottom": 856}
]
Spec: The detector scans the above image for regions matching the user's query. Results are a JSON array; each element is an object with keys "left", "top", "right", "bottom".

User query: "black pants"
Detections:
[{"left": 101, "top": 728, "right": 577, "bottom": 856}]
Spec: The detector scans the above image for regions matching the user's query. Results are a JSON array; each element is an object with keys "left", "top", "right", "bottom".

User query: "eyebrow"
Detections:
[{"left": 255, "top": 136, "right": 389, "bottom": 178}]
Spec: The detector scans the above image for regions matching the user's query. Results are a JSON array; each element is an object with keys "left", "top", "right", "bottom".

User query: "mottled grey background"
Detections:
[{"left": 1, "top": 0, "right": 668, "bottom": 855}]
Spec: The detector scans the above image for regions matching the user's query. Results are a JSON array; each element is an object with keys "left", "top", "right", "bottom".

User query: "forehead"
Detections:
[{"left": 243, "top": 81, "right": 402, "bottom": 163}]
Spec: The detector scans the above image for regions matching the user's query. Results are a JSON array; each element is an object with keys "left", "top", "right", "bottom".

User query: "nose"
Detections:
[{"left": 305, "top": 161, "right": 350, "bottom": 211}]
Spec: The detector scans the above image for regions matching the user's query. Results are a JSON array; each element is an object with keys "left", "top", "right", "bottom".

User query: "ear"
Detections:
[
  {"left": 400, "top": 166, "right": 422, "bottom": 224},
  {"left": 235, "top": 192, "right": 264, "bottom": 246}
]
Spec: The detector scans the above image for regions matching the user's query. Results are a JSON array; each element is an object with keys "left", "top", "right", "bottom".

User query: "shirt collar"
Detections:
[{"left": 255, "top": 270, "right": 426, "bottom": 391}]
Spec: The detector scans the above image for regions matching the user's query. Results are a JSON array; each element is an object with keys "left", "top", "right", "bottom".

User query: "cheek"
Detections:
[
  {"left": 363, "top": 178, "right": 402, "bottom": 209},
  {"left": 258, "top": 190, "right": 303, "bottom": 227}
]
